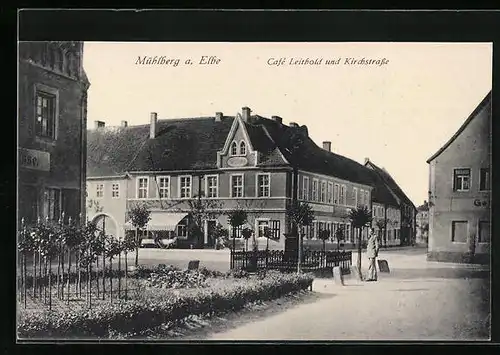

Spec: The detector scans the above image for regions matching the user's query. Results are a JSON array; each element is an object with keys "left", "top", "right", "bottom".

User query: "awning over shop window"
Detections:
[{"left": 124, "top": 212, "right": 188, "bottom": 231}]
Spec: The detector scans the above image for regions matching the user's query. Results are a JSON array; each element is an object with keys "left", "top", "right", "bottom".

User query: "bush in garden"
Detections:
[
  {"left": 225, "top": 268, "right": 249, "bottom": 279},
  {"left": 198, "top": 267, "right": 225, "bottom": 278},
  {"left": 144, "top": 269, "right": 208, "bottom": 289},
  {"left": 18, "top": 272, "right": 314, "bottom": 339}
]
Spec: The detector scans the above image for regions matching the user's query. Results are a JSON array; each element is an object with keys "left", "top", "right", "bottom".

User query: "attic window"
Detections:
[
  {"left": 240, "top": 141, "right": 246, "bottom": 155},
  {"left": 230, "top": 141, "right": 238, "bottom": 156}
]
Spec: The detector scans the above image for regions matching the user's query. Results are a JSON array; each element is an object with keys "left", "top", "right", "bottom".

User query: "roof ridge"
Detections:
[{"left": 427, "top": 90, "right": 491, "bottom": 163}]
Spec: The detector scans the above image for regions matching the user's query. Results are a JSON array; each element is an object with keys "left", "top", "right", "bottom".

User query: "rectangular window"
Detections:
[
  {"left": 359, "top": 189, "right": 364, "bottom": 206},
  {"left": 298, "top": 176, "right": 304, "bottom": 200},
  {"left": 44, "top": 188, "right": 61, "bottom": 221},
  {"left": 312, "top": 179, "right": 319, "bottom": 201},
  {"left": 451, "top": 221, "right": 468, "bottom": 243},
  {"left": 231, "top": 225, "right": 243, "bottom": 239},
  {"left": 334, "top": 184, "right": 340, "bottom": 204},
  {"left": 35, "top": 91, "right": 56, "bottom": 139},
  {"left": 303, "top": 177, "right": 310, "bottom": 201},
  {"left": 157, "top": 177, "right": 170, "bottom": 199},
  {"left": 257, "top": 220, "right": 269, "bottom": 238},
  {"left": 353, "top": 187, "right": 358, "bottom": 207},
  {"left": 112, "top": 183, "right": 120, "bottom": 198},
  {"left": 365, "top": 191, "right": 370, "bottom": 206},
  {"left": 257, "top": 174, "right": 270, "bottom": 197},
  {"left": 205, "top": 175, "right": 218, "bottom": 198},
  {"left": 270, "top": 220, "right": 281, "bottom": 240},
  {"left": 231, "top": 174, "right": 244, "bottom": 198},
  {"left": 179, "top": 176, "right": 192, "bottom": 198},
  {"left": 327, "top": 182, "right": 333, "bottom": 204},
  {"left": 478, "top": 221, "right": 490, "bottom": 243},
  {"left": 453, "top": 168, "right": 471, "bottom": 191},
  {"left": 137, "top": 177, "right": 148, "bottom": 199},
  {"left": 340, "top": 185, "right": 346, "bottom": 205},
  {"left": 96, "top": 184, "right": 104, "bottom": 198},
  {"left": 177, "top": 224, "right": 188, "bottom": 238},
  {"left": 320, "top": 181, "right": 326, "bottom": 203},
  {"left": 479, "top": 168, "right": 490, "bottom": 191}
]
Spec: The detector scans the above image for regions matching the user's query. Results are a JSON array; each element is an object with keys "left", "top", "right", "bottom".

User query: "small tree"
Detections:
[
  {"left": 241, "top": 227, "right": 253, "bottom": 252},
  {"left": 318, "top": 229, "right": 330, "bottom": 254},
  {"left": 286, "top": 201, "right": 314, "bottom": 273},
  {"left": 213, "top": 223, "right": 229, "bottom": 250},
  {"left": 334, "top": 225, "right": 345, "bottom": 252},
  {"left": 227, "top": 208, "right": 248, "bottom": 251},
  {"left": 127, "top": 204, "right": 151, "bottom": 267},
  {"left": 376, "top": 219, "right": 386, "bottom": 248},
  {"left": 349, "top": 206, "right": 373, "bottom": 280},
  {"left": 184, "top": 196, "right": 222, "bottom": 248}
]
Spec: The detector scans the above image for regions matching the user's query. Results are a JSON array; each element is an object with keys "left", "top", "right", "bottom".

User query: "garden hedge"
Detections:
[{"left": 18, "top": 271, "right": 314, "bottom": 339}]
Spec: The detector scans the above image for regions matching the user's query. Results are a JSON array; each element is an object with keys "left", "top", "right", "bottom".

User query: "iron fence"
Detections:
[{"left": 230, "top": 249, "right": 352, "bottom": 274}]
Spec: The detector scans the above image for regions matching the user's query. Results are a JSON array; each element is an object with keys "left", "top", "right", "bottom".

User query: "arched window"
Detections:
[
  {"left": 239, "top": 141, "right": 246, "bottom": 155},
  {"left": 230, "top": 141, "right": 238, "bottom": 156}
]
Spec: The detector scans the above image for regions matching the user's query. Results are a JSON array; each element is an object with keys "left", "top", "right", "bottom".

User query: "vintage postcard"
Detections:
[{"left": 17, "top": 40, "right": 491, "bottom": 341}]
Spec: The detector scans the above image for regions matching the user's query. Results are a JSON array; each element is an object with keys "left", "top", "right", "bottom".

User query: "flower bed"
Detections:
[{"left": 18, "top": 271, "right": 314, "bottom": 339}]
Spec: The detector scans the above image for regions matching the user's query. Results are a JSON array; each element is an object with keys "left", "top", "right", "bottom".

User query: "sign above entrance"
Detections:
[
  {"left": 227, "top": 156, "right": 248, "bottom": 167},
  {"left": 19, "top": 148, "right": 50, "bottom": 172}
]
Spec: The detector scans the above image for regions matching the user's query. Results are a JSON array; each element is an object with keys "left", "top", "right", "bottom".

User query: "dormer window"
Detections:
[
  {"left": 230, "top": 141, "right": 238, "bottom": 156},
  {"left": 240, "top": 141, "right": 246, "bottom": 155}
]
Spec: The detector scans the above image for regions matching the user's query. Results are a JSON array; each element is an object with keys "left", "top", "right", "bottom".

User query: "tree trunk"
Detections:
[
  {"left": 297, "top": 231, "right": 302, "bottom": 274},
  {"left": 67, "top": 249, "right": 71, "bottom": 304},
  {"left": 124, "top": 251, "right": 128, "bottom": 299},
  {"left": 118, "top": 252, "right": 121, "bottom": 299},
  {"left": 77, "top": 251, "right": 82, "bottom": 298},
  {"left": 38, "top": 248, "right": 42, "bottom": 299},
  {"left": 135, "top": 228, "right": 139, "bottom": 267},
  {"left": 102, "top": 252, "right": 106, "bottom": 300},
  {"left": 23, "top": 253, "right": 27, "bottom": 308},
  {"left": 32, "top": 250, "right": 36, "bottom": 298},
  {"left": 43, "top": 256, "right": 48, "bottom": 304},
  {"left": 357, "top": 227, "right": 363, "bottom": 280},
  {"left": 60, "top": 247, "right": 65, "bottom": 301},
  {"left": 56, "top": 247, "right": 61, "bottom": 299},
  {"left": 48, "top": 254, "right": 52, "bottom": 310},
  {"left": 109, "top": 257, "right": 113, "bottom": 303}
]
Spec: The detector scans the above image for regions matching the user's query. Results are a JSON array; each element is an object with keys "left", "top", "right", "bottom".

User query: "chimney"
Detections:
[
  {"left": 271, "top": 116, "right": 283, "bottom": 124},
  {"left": 215, "top": 112, "right": 223, "bottom": 122},
  {"left": 94, "top": 120, "right": 105, "bottom": 129},
  {"left": 364, "top": 157, "right": 370, "bottom": 165},
  {"left": 150, "top": 112, "right": 158, "bottom": 139},
  {"left": 121, "top": 120, "right": 128, "bottom": 128},
  {"left": 242, "top": 107, "right": 251, "bottom": 122},
  {"left": 300, "top": 125, "right": 309, "bottom": 137},
  {"left": 322, "top": 141, "right": 331, "bottom": 152},
  {"left": 289, "top": 122, "right": 299, "bottom": 128}
]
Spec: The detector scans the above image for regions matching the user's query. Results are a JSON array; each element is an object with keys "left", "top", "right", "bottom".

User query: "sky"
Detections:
[{"left": 82, "top": 42, "right": 492, "bottom": 206}]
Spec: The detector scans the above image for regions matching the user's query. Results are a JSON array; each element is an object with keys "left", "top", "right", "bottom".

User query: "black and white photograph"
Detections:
[{"left": 17, "top": 26, "right": 492, "bottom": 341}]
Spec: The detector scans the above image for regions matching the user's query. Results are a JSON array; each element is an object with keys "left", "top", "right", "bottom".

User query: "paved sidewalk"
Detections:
[{"left": 204, "top": 251, "right": 490, "bottom": 341}]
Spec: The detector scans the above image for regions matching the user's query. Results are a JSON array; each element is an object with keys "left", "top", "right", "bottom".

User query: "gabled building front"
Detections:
[
  {"left": 18, "top": 41, "right": 90, "bottom": 225},
  {"left": 416, "top": 201, "right": 430, "bottom": 245},
  {"left": 426, "top": 91, "right": 491, "bottom": 264},
  {"left": 364, "top": 159, "right": 417, "bottom": 246},
  {"left": 86, "top": 107, "right": 377, "bottom": 249}
]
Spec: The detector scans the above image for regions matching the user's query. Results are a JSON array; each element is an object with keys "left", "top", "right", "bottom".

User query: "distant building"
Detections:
[
  {"left": 18, "top": 41, "right": 90, "bottom": 225},
  {"left": 427, "top": 91, "right": 491, "bottom": 264},
  {"left": 364, "top": 158, "right": 417, "bottom": 246},
  {"left": 416, "top": 201, "right": 429, "bottom": 244},
  {"left": 86, "top": 108, "right": 378, "bottom": 249}
]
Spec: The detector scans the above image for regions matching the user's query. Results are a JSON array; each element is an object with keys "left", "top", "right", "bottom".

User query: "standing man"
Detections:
[{"left": 366, "top": 227, "right": 380, "bottom": 281}]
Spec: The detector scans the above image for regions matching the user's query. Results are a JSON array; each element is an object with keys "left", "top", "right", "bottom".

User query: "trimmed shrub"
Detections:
[{"left": 18, "top": 272, "right": 314, "bottom": 339}]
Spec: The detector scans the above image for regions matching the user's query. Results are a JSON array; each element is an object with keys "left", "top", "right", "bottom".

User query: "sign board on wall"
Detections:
[{"left": 19, "top": 148, "right": 50, "bottom": 172}]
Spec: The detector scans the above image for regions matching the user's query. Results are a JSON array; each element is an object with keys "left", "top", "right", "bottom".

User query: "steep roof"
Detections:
[
  {"left": 427, "top": 91, "right": 491, "bottom": 163},
  {"left": 87, "top": 113, "right": 387, "bottom": 189},
  {"left": 365, "top": 160, "right": 416, "bottom": 210}
]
